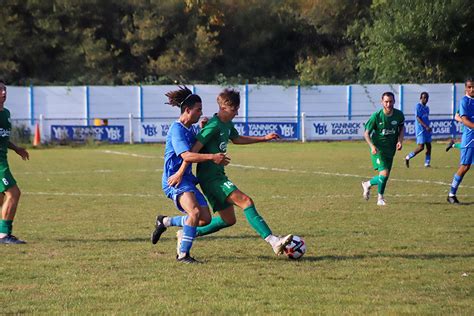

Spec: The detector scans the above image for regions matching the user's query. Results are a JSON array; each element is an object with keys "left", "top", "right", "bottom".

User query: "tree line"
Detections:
[{"left": 1, "top": 0, "right": 472, "bottom": 86}]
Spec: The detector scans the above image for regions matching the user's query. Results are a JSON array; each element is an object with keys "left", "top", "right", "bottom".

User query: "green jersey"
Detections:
[
  {"left": 195, "top": 114, "right": 239, "bottom": 182},
  {"left": 365, "top": 108, "right": 405, "bottom": 157},
  {"left": 0, "top": 108, "right": 11, "bottom": 161}
]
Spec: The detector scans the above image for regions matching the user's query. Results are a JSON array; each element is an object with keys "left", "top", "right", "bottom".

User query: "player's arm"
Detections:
[
  {"left": 231, "top": 133, "right": 280, "bottom": 144},
  {"left": 363, "top": 129, "right": 377, "bottom": 154},
  {"left": 454, "top": 112, "right": 462, "bottom": 123},
  {"left": 416, "top": 116, "right": 431, "bottom": 132},
  {"left": 460, "top": 115, "right": 474, "bottom": 129},
  {"left": 397, "top": 123, "right": 404, "bottom": 151},
  {"left": 8, "top": 141, "right": 29, "bottom": 160}
]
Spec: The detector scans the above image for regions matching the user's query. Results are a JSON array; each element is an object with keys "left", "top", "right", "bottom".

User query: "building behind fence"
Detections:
[{"left": 7, "top": 83, "right": 465, "bottom": 143}]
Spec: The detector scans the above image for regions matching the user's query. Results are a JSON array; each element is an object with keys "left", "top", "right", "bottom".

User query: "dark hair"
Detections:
[
  {"left": 465, "top": 77, "right": 474, "bottom": 86},
  {"left": 420, "top": 91, "right": 429, "bottom": 99},
  {"left": 165, "top": 86, "right": 202, "bottom": 113},
  {"left": 0, "top": 79, "right": 5, "bottom": 85},
  {"left": 381, "top": 91, "right": 395, "bottom": 101},
  {"left": 217, "top": 88, "right": 240, "bottom": 108}
]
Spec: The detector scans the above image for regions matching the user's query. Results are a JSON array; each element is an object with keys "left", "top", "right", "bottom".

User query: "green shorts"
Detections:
[
  {"left": 199, "top": 175, "right": 238, "bottom": 212},
  {"left": 371, "top": 153, "right": 393, "bottom": 171},
  {"left": 0, "top": 161, "right": 17, "bottom": 192}
]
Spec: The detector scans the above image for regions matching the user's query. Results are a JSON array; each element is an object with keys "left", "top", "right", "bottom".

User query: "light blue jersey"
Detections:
[
  {"left": 415, "top": 102, "right": 431, "bottom": 144},
  {"left": 415, "top": 103, "right": 430, "bottom": 133},
  {"left": 162, "top": 121, "right": 200, "bottom": 189},
  {"left": 459, "top": 96, "right": 474, "bottom": 148}
]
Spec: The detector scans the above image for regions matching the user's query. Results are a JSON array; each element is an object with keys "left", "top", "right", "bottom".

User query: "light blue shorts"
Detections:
[
  {"left": 416, "top": 130, "right": 432, "bottom": 144},
  {"left": 460, "top": 147, "right": 474, "bottom": 165},
  {"left": 163, "top": 180, "right": 208, "bottom": 213}
]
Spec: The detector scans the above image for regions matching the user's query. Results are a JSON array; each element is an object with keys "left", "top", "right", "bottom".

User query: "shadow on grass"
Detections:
[{"left": 310, "top": 253, "right": 474, "bottom": 262}]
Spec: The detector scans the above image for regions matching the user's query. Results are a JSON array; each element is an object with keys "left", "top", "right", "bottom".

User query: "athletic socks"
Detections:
[
  {"left": 196, "top": 216, "right": 232, "bottom": 237},
  {"left": 179, "top": 224, "right": 197, "bottom": 255},
  {"left": 168, "top": 215, "right": 188, "bottom": 227},
  {"left": 0, "top": 220, "right": 12, "bottom": 236},
  {"left": 378, "top": 175, "right": 388, "bottom": 195},
  {"left": 369, "top": 175, "right": 379, "bottom": 186},
  {"left": 454, "top": 143, "right": 462, "bottom": 149},
  {"left": 406, "top": 152, "right": 416, "bottom": 160},
  {"left": 425, "top": 154, "right": 431, "bottom": 166},
  {"left": 449, "top": 174, "right": 463, "bottom": 196},
  {"left": 244, "top": 206, "right": 272, "bottom": 239}
]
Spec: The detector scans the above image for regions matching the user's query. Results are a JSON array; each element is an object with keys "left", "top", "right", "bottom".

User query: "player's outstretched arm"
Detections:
[
  {"left": 8, "top": 142, "right": 29, "bottom": 160},
  {"left": 232, "top": 132, "right": 280, "bottom": 145}
]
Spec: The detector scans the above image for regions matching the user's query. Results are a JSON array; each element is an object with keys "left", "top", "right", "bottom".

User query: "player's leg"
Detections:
[
  {"left": 174, "top": 191, "right": 211, "bottom": 263},
  {"left": 0, "top": 184, "right": 25, "bottom": 244},
  {"left": 362, "top": 153, "right": 384, "bottom": 201},
  {"left": 405, "top": 143, "right": 425, "bottom": 168},
  {"left": 448, "top": 148, "right": 473, "bottom": 204},
  {"left": 376, "top": 169, "right": 390, "bottom": 206},
  {"left": 227, "top": 189, "right": 292, "bottom": 255},
  {"left": 424, "top": 142, "right": 432, "bottom": 167},
  {"left": 196, "top": 206, "right": 236, "bottom": 237}
]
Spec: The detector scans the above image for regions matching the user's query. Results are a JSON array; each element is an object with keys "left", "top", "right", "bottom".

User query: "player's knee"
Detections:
[
  {"left": 240, "top": 195, "right": 253, "bottom": 208},
  {"left": 187, "top": 206, "right": 201, "bottom": 221}
]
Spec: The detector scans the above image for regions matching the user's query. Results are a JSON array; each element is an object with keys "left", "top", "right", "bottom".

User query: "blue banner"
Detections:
[
  {"left": 233, "top": 122, "right": 298, "bottom": 139},
  {"left": 51, "top": 125, "right": 125, "bottom": 143},
  {"left": 404, "top": 119, "right": 462, "bottom": 137}
]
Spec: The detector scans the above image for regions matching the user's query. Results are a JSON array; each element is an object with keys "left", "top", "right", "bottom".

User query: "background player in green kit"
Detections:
[
  {"left": 169, "top": 88, "right": 293, "bottom": 256},
  {"left": 361, "top": 91, "right": 405, "bottom": 206},
  {"left": 0, "top": 80, "right": 29, "bottom": 244}
]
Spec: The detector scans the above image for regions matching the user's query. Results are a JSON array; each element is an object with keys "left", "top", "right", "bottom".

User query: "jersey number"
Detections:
[
  {"left": 2, "top": 178, "right": 9, "bottom": 186},
  {"left": 223, "top": 181, "right": 234, "bottom": 189}
]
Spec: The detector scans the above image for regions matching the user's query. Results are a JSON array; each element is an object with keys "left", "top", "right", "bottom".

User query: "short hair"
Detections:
[
  {"left": 217, "top": 89, "right": 240, "bottom": 108},
  {"left": 420, "top": 91, "right": 429, "bottom": 99},
  {"left": 0, "top": 79, "right": 5, "bottom": 85},
  {"left": 165, "top": 86, "right": 202, "bottom": 114},
  {"left": 465, "top": 77, "right": 474, "bottom": 86},
  {"left": 381, "top": 91, "right": 395, "bottom": 101}
]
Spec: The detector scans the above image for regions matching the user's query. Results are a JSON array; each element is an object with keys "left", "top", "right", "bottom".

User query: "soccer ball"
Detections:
[{"left": 284, "top": 235, "right": 306, "bottom": 260}]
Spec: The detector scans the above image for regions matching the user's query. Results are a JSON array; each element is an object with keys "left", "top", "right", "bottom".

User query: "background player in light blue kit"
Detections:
[
  {"left": 447, "top": 78, "right": 474, "bottom": 204},
  {"left": 405, "top": 92, "right": 432, "bottom": 168}
]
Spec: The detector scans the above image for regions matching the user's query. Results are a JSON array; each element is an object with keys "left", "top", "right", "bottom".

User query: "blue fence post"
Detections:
[
  {"left": 347, "top": 85, "right": 352, "bottom": 120},
  {"left": 296, "top": 84, "right": 301, "bottom": 140},
  {"left": 139, "top": 85, "right": 144, "bottom": 122},
  {"left": 399, "top": 84, "right": 404, "bottom": 112},
  {"left": 244, "top": 82, "right": 249, "bottom": 124},
  {"left": 29, "top": 84, "right": 35, "bottom": 126},
  {"left": 452, "top": 83, "right": 457, "bottom": 137},
  {"left": 85, "top": 86, "right": 90, "bottom": 126}
]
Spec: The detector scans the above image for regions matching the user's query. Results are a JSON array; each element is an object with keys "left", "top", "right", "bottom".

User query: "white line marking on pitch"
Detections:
[
  {"left": 23, "top": 191, "right": 164, "bottom": 198},
  {"left": 16, "top": 169, "right": 163, "bottom": 175},
  {"left": 100, "top": 150, "right": 474, "bottom": 189}
]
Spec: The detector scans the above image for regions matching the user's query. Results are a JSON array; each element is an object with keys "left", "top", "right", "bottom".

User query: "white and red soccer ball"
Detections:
[{"left": 284, "top": 235, "right": 306, "bottom": 260}]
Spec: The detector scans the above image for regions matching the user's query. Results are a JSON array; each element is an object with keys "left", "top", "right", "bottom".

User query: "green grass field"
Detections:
[{"left": 1, "top": 141, "right": 473, "bottom": 314}]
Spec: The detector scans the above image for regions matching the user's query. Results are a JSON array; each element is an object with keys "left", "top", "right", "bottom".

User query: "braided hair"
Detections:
[{"left": 165, "top": 86, "right": 202, "bottom": 113}]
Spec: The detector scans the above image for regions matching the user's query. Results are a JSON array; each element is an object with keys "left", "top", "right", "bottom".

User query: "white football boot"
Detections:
[
  {"left": 272, "top": 234, "right": 293, "bottom": 255},
  {"left": 176, "top": 229, "right": 184, "bottom": 256},
  {"left": 361, "top": 181, "right": 371, "bottom": 201}
]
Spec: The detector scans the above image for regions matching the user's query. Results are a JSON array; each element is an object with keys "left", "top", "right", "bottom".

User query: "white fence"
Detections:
[{"left": 7, "top": 83, "right": 465, "bottom": 142}]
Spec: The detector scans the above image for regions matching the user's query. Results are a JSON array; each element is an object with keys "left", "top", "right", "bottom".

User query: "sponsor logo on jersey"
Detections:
[
  {"left": 0, "top": 128, "right": 11, "bottom": 137},
  {"left": 219, "top": 142, "right": 227, "bottom": 152}
]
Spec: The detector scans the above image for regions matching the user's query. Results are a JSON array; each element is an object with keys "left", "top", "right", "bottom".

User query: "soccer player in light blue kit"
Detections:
[
  {"left": 447, "top": 78, "right": 474, "bottom": 204},
  {"left": 150, "top": 86, "right": 229, "bottom": 263},
  {"left": 405, "top": 92, "right": 432, "bottom": 167}
]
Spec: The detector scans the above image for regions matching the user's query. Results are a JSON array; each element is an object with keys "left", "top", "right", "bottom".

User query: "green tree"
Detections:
[{"left": 358, "top": 0, "right": 474, "bottom": 83}]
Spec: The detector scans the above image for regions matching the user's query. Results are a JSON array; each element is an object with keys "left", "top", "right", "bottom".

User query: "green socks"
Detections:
[
  {"left": 244, "top": 206, "right": 272, "bottom": 239},
  {"left": 369, "top": 176, "right": 379, "bottom": 186},
  {"left": 195, "top": 206, "right": 273, "bottom": 240},
  {"left": 0, "top": 220, "right": 13, "bottom": 235},
  {"left": 196, "top": 216, "right": 231, "bottom": 237},
  {"left": 378, "top": 175, "right": 388, "bottom": 194}
]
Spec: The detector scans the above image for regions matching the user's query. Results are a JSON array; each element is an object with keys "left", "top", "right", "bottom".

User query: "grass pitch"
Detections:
[{"left": 1, "top": 141, "right": 473, "bottom": 314}]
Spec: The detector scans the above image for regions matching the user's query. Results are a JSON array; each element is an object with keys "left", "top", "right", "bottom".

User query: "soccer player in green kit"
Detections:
[
  {"left": 0, "top": 80, "right": 29, "bottom": 244},
  {"left": 361, "top": 92, "right": 405, "bottom": 206},
  {"left": 168, "top": 88, "right": 293, "bottom": 256}
]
